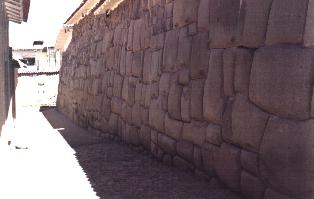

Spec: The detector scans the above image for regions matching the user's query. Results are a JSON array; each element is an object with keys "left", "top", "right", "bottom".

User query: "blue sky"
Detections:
[{"left": 9, "top": 0, "right": 82, "bottom": 49}]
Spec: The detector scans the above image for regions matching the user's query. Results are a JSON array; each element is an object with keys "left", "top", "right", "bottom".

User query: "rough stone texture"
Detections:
[
  {"left": 173, "top": 0, "right": 200, "bottom": 28},
  {"left": 266, "top": 0, "right": 308, "bottom": 45},
  {"left": 240, "top": 0, "right": 273, "bottom": 47},
  {"left": 58, "top": 0, "right": 314, "bottom": 198},
  {"left": 203, "top": 50, "right": 225, "bottom": 124},
  {"left": 209, "top": 0, "right": 242, "bottom": 48},
  {"left": 250, "top": 46, "right": 314, "bottom": 120},
  {"left": 260, "top": 117, "right": 314, "bottom": 198},
  {"left": 241, "top": 172, "right": 265, "bottom": 199},
  {"left": 158, "top": 133, "right": 177, "bottom": 155},
  {"left": 164, "top": 114, "right": 183, "bottom": 140},
  {"left": 176, "top": 140, "right": 194, "bottom": 162},
  {"left": 230, "top": 95, "right": 269, "bottom": 152},
  {"left": 168, "top": 82, "right": 183, "bottom": 120},
  {"left": 214, "top": 143, "right": 241, "bottom": 191},
  {"left": 182, "top": 122, "right": 207, "bottom": 147},
  {"left": 206, "top": 124, "right": 222, "bottom": 146},
  {"left": 241, "top": 150, "right": 259, "bottom": 176}
]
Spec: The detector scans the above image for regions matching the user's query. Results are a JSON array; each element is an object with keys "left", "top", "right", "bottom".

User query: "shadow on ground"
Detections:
[{"left": 42, "top": 108, "right": 244, "bottom": 199}]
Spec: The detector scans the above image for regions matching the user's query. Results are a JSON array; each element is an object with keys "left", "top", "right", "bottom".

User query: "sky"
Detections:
[{"left": 9, "top": 0, "right": 82, "bottom": 49}]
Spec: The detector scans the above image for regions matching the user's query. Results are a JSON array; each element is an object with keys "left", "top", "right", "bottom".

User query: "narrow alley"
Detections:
[{"left": 0, "top": 107, "right": 243, "bottom": 199}]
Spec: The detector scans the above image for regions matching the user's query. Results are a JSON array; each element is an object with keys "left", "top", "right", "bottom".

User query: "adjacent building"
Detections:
[{"left": 0, "top": 0, "right": 30, "bottom": 144}]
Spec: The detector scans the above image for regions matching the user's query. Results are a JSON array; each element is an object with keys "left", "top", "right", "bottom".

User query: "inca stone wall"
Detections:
[{"left": 57, "top": 0, "right": 314, "bottom": 198}]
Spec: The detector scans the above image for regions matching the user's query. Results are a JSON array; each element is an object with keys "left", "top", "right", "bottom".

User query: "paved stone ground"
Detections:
[
  {"left": 0, "top": 108, "right": 244, "bottom": 199},
  {"left": 43, "top": 108, "right": 244, "bottom": 199}
]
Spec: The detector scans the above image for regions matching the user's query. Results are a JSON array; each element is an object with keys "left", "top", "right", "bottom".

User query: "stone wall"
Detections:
[{"left": 58, "top": 0, "right": 314, "bottom": 198}]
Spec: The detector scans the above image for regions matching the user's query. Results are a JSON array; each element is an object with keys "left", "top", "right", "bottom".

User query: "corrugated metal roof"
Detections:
[{"left": 4, "top": 0, "right": 30, "bottom": 24}]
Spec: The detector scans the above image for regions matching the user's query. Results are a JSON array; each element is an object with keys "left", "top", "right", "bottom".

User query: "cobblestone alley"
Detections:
[{"left": 0, "top": 107, "right": 243, "bottom": 199}]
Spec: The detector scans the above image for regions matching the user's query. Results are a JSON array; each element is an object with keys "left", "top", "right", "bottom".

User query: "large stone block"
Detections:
[
  {"left": 182, "top": 122, "right": 207, "bottom": 146},
  {"left": 229, "top": 95, "right": 269, "bottom": 152},
  {"left": 241, "top": 172, "right": 265, "bottom": 199},
  {"left": 149, "top": 97, "right": 165, "bottom": 132},
  {"left": 266, "top": 0, "right": 308, "bottom": 45},
  {"left": 111, "top": 97, "right": 122, "bottom": 115},
  {"left": 240, "top": 0, "right": 273, "bottom": 47},
  {"left": 142, "top": 50, "right": 152, "bottom": 84},
  {"left": 176, "top": 140, "right": 194, "bottom": 162},
  {"left": 202, "top": 143, "right": 219, "bottom": 174},
  {"left": 260, "top": 117, "right": 314, "bottom": 198},
  {"left": 113, "top": 75, "right": 123, "bottom": 97},
  {"left": 223, "top": 48, "right": 235, "bottom": 97},
  {"left": 198, "top": 0, "right": 210, "bottom": 31},
  {"left": 159, "top": 73, "right": 171, "bottom": 96},
  {"left": 139, "top": 125, "right": 151, "bottom": 149},
  {"left": 190, "top": 79, "right": 205, "bottom": 121},
  {"left": 249, "top": 46, "right": 314, "bottom": 120},
  {"left": 304, "top": 0, "right": 314, "bottom": 47},
  {"left": 241, "top": 150, "right": 258, "bottom": 176},
  {"left": 173, "top": 0, "right": 200, "bottom": 28},
  {"left": 158, "top": 133, "right": 177, "bottom": 155},
  {"left": 168, "top": 82, "right": 183, "bottom": 120},
  {"left": 206, "top": 124, "right": 222, "bottom": 146},
  {"left": 163, "top": 29, "right": 179, "bottom": 72},
  {"left": 181, "top": 86, "right": 191, "bottom": 122},
  {"left": 234, "top": 48, "right": 253, "bottom": 95},
  {"left": 150, "top": 50, "right": 162, "bottom": 82},
  {"left": 209, "top": 0, "right": 242, "bottom": 48},
  {"left": 203, "top": 50, "right": 225, "bottom": 124},
  {"left": 164, "top": 114, "right": 183, "bottom": 140},
  {"left": 132, "top": 103, "right": 142, "bottom": 127},
  {"left": 214, "top": 143, "right": 241, "bottom": 191},
  {"left": 190, "top": 32, "right": 210, "bottom": 79},
  {"left": 131, "top": 50, "right": 144, "bottom": 77}
]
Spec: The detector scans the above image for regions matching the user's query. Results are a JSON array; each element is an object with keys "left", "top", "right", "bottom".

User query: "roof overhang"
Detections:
[
  {"left": 4, "top": 0, "right": 30, "bottom": 24},
  {"left": 64, "top": 0, "right": 99, "bottom": 25},
  {"left": 93, "top": 0, "right": 124, "bottom": 15}
]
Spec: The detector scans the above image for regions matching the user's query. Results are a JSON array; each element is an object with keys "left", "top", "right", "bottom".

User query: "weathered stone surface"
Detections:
[
  {"left": 134, "top": 82, "right": 142, "bottom": 102},
  {"left": 164, "top": 114, "right": 183, "bottom": 139},
  {"left": 241, "top": 172, "right": 265, "bottom": 199},
  {"left": 214, "top": 143, "right": 241, "bottom": 191},
  {"left": 131, "top": 50, "right": 144, "bottom": 77},
  {"left": 125, "top": 125, "right": 140, "bottom": 145},
  {"left": 229, "top": 95, "right": 269, "bottom": 152},
  {"left": 241, "top": 150, "right": 258, "bottom": 176},
  {"left": 223, "top": 48, "right": 235, "bottom": 97},
  {"left": 264, "top": 189, "right": 292, "bottom": 199},
  {"left": 181, "top": 86, "right": 191, "bottom": 122},
  {"left": 158, "top": 133, "right": 177, "bottom": 155},
  {"left": 150, "top": 129, "right": 158, "bottom": 144},
  {"left": 132, "top": 103, "right": 142, "bottom": 127},
  {"left": 173, "top": 156, "right": 194, "bottom": 171},
  {"left": 176, "top": 140, "right": 194, "bottom": 162},
  {"left": 111, "top": 97, "right": 122, "bottom": 115},
  {"left": 249, "top": 46, "right": 314, "bottom": 120},
  {"left": 304, "top": 0, "right": 314, "bottom": 47},
  {"left": 178, "top": 68, "right": 190, "bottom": 86},
  {"left": 234, "top": 49, "right": 253, "bottom": 95},
  {"left": 203, "top": 50, "right": 225, "bottom": 124},
  {"left": 168, "top": 82, "right": 183, "bottom": 120},
  {"left": 149, "top": 97, "right": 165, "bottom": 132},
  {"left": 142, "top": 50, "right": 152, "bottom": 83},
  {"left": 202, "top": 143, "right": 219, "bottom": 174},
  {"left": 240, "top": 0, "right": 273, "bottom": 47},
  {"left": 190, "top": 79, "right": 204, "bottom": 121},
  {"left": 198, "top": 0, "right": 210, "bottom": 31},
  {"left": 182, "top": 122, "right": 207, "bottom": 146},
  {"left": 190, "top": 32, "right": 209, "bottom": 79},
  {"left": 113, "top": 75, "right": 123, "bottom": 97},
  {"left": 139, "top": 125, "right": 151, "bottom": 149},
  {"left": 163, "top": 29, "right": 179, "bottom": 72},
  {"left": 209, "top": 0, "right": 242, "bottom": 48},
  {"left": 206, "top": 124, "right": 222, "bottom": 146},
  {"left": 151, "top": 50, "right": 162, "bottom": 82},
  {"left": 193, "top": 146, "right": 203, "bottom": 169},
  {"left": 173, "top": 0, "right": 200, "bottom": 28},
  {"left": 140, "top": 106, "right": 149, "bottom": 125},
  {"left": 109, "top": 113, "right": 119, "bottom": 134},
  {"left": 266, "top": 0, "right": 308, "bottom": 45},
  {"left": 159, "top": 73, "right": 171, "bottom": 96},
  {"left": 260, "top": 117, "right": 314, "bottom": 198},
  {"left": 177, "top": 28, "right": 192, "bottom": 68}
]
